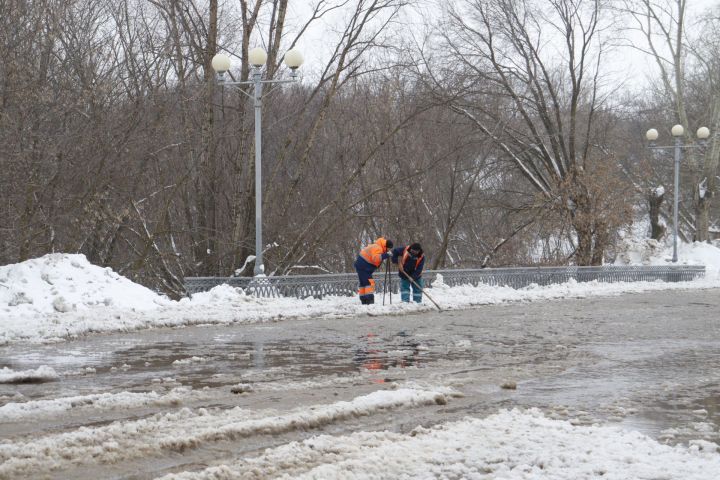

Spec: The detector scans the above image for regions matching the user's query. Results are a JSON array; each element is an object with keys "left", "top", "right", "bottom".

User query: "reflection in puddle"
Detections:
[
  {"left": 352, "top": 331, "right": 425, "bottom": 383},
  {"left": 98, "top": 331, "right": 467, "bottom": 391}
]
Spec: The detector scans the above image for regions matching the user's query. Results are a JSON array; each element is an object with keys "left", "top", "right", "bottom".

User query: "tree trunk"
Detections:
[
  {"left": 694, "top": 98, "right": 719, "bottom": 242},
  {"left": 590, "top": 224, "right": 609, "bottom": 266},
  {"left": 648, "top": 188, "right": 666, "bottom": 240},
  {"left": 575, "top": 227, "right": 593, "bottom": 266},
  {"left": 199, "top": 0, "right": 219, "bottom": 275},
  {"left": 695, "top": 193, "right": 710, "bottom": 242}
]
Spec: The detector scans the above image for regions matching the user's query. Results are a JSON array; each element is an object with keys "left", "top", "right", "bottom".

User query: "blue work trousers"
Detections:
[
  {"left": 400, "top": 277, "right": 423, "bottom": 303},
  {"left": 354, "top": 258, "right": 377, "bottom": 304}
]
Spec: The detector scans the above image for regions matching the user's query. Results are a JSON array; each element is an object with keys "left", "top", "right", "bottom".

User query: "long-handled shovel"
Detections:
[
  {"left": 382, "top": 260, "right": 390, "bottom": 305},
  {"left": 401, "top": 270, "right": 442, "bottom": 311},
  {"left": 388, "top": 261, "right": 392, "bottom": 304}
]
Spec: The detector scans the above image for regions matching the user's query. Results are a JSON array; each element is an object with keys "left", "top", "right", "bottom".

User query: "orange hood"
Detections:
[{"left": 375, "top": 237, "right": 388, "bottom": 252}]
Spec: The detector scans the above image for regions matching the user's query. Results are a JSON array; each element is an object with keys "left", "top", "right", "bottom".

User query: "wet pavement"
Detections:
[{"left": 1, "top": 288, "right": 719, "bottom": 478}]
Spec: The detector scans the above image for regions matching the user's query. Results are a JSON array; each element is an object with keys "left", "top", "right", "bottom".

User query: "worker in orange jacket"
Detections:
[{"left": 353, "top": 237, "right": 393, "bottom": 305}]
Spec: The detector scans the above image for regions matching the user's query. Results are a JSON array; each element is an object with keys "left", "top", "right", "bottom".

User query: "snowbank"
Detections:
[
  {"left": 0, "top": 253, "right": 168, "bottom": 316},
  {"left": 1, "top": 247, "right": 719, "bottom": 345}
]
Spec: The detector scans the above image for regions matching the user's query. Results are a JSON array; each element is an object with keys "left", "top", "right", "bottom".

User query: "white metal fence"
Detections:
[{"left": 184, "top": 265, "right": 705, "bottom": 298}]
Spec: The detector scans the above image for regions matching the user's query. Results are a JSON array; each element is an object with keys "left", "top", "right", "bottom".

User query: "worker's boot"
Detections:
[{"left": 360, "top": 293, "right": 376, "bottom": 305}]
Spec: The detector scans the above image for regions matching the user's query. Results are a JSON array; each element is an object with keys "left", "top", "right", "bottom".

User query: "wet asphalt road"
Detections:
[{"left": 1, "top": 288, "right": 719, "bottom": 478}]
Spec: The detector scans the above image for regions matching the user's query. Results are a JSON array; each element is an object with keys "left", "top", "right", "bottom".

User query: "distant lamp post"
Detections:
[
  {"left": 646, "top": 124, "right": 710, "bottom": 263},
  {"left": 211, "top": 47, "right": 304, "bottom": 276}
]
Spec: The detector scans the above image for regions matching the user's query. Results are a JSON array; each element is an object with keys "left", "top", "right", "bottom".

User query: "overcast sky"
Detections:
[{"left": 286, "top": 0, "right": 719, "bottom": 91}]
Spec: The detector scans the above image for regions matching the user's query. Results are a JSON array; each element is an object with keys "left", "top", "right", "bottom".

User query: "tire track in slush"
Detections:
[{"left": 0, "top": 387, "right": 459, "bottom": 478}]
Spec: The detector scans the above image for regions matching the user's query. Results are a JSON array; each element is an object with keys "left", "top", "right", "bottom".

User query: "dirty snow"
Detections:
[
  {"left": 159, "top": 408, "right": 720, "bottom": 480},
  {"left": 0, "top": 387, "right": 457, "bottom": 478},
  {"left": 0, "top": 387, "right": 205, "bottom": 421}
]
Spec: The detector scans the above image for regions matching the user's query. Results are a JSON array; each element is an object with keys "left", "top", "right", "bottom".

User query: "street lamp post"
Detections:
[
  {"left": 211, "top": 47, "right": 304, "bottom": 276},
  {"left": 646, "top": 125, "right": 710, "bottom": 263}
]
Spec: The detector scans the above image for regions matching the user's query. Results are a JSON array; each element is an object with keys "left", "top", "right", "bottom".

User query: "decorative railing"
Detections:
[{"left": 184, "top": 265, "right": 705, "bottom": 299}]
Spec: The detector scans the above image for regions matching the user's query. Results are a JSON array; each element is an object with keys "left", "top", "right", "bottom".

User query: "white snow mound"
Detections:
[{"left": 0, "top": 253, "right": 168, "bottom": 317}]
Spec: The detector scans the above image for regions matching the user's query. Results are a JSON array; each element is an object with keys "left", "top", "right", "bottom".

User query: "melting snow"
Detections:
[
  {"left": 158, "top": 408, "right": 720, "bottom": 480},
  {"left": 0, "top": 246, "right": 719, "bottom": 345},
  {"left": 0, "top": 387, "right": 203, "bottom": 421},
  {"left": 1, "top": 248, "right": 720, "bottom": 478},
  {"left": 0, "top": 387, "right": 458, "bottom": 477}
]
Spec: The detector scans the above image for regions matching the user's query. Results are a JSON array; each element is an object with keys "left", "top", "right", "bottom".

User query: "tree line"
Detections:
[{"left": 1, "top": 0, "right": 718, "bottom": 297}]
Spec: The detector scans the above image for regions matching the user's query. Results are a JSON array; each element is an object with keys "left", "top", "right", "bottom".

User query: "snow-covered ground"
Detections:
[{"left": 1, "top": 241, "right": 720, "bottom": 345}]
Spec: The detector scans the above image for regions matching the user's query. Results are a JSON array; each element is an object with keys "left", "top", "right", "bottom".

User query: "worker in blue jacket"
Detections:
[{"left": 391, "top": 243, "right": 425, "bottom": 303}]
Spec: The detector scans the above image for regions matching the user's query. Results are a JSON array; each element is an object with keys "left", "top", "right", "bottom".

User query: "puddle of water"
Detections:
[
  {"left": 515, "top": 340, "right": 720, "bottom": 445},
  {"left": 0, "top": 328, "right": 479, "bottom": 406},
  {"left": 614, "top": 392, "right": 720, "bottom": 445}
]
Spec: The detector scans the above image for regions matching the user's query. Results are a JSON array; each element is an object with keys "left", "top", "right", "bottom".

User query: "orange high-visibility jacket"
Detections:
[
  {"left": 359, "top": 237, "right": 389, "bottom": 267},
  {"left": 401, "top": 246, "right": 424, "bottom": 270}
]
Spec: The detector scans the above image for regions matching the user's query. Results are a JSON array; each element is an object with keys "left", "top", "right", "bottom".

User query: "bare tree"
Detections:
[
  {"left": 622, "top": 0, "right": 719, "bottom": 241},
  {"left": 439, "top": 0, "right": 630, "bottom": 265},
  {"left": 2, "top": 0, "right": 674, "bottom": 295}
]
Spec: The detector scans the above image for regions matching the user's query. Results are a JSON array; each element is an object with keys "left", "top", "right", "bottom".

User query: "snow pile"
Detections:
[
  {"left": 160, "top": 408, "right": 720, "bottom": 480},
  {"left": 0, "top": 253, "right": 168, "bottom": 317}
]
